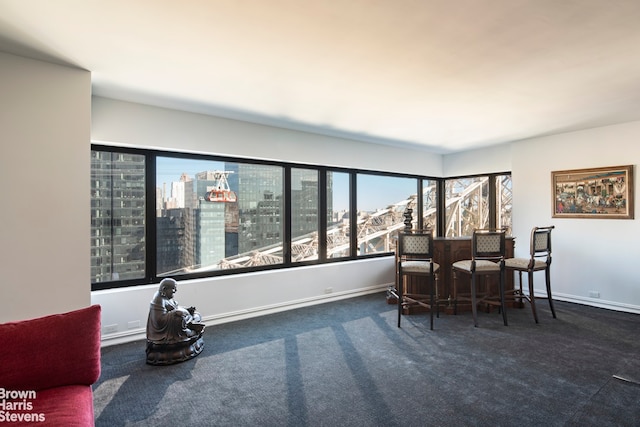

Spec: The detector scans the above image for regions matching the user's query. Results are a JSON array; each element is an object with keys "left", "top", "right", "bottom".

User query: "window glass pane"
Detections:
[
  {"left": 327, "top": 171, "right": 350, "bottom": 258},
  {"left": 91, "top": 150, "right": 146, "bottom": 283},
  {"left": 422, "top": 179, "right": 438, "bottom": 231},
  {"left": 156, "top": 157, "right": 284, "bottom": 275},
  {"left": 291, "top": 168, "right": 319, "bottom": 261},
  {"left": 497, "top": 174, "right": 512, "bottom": 235},
  {"left": 357, "top": 174, "right": 417, "bottom": 255},
  {"left": 233, "top": 163, "right": 284, "bottom": 265},
  {"left": 444, "top": 177, "right": 489, "bottom": 237}
]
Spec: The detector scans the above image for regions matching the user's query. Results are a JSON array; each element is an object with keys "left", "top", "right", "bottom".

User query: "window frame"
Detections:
[{"left": 91, "top": 144, "right": 510, "bottom": 291}]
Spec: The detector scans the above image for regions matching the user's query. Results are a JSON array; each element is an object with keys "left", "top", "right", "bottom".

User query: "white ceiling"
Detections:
[{"left": 2, "top": 0, "right": 640, "bottom": 154}]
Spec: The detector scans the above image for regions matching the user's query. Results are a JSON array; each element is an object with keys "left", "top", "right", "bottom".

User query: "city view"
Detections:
[
  {"left": 91, "top": 151, "right": 510, "bottom": 284},
  {"left": 154, "top": 158, "right": 422, "bottom": 276}
]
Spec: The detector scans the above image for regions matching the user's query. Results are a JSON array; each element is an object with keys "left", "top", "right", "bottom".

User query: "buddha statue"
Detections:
[{"left": 145, "top": 278, "right": 205, "bottom": 365}]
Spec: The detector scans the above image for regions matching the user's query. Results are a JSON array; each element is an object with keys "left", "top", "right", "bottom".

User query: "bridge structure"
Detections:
[{"left": 214, "top": 176, "right": 511, "bottom": 269}]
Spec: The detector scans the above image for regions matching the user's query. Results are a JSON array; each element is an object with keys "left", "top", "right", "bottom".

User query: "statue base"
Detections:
[{"left": 146, "top": 333, "right": 205, "bottom": 365}]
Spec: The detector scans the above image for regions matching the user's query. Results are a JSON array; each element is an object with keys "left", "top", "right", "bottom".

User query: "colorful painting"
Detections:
[{"left": 552, "top": 165, "right": 634, "bottom": 219}]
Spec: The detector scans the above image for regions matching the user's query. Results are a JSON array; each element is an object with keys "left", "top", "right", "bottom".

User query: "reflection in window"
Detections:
[
  {"left": 155, "top": 157, "right": 284, "bottom": 275},
  {"left": 357, "top": 173, "right": 417, "bottom": 255},
  {"left": 91, "top": 150, "right": 146, "bottom": 283},
  {"left": 291, "top": 168, "right": 319, "bottom": 262},
  {"left": 327, "top": 171, "right": 350, "bottom": 258},
  {"left": 445, "top": 177, "right": 489, "bottom": 237}
]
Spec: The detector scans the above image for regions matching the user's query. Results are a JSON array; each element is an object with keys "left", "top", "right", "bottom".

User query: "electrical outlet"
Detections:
[
  {"left": 589, "top": 291, "right": 600, "bottom": 298},
  {"left": 324, "top": 287, "right": 333, "bottom": 294},
  {"left": 103, "top": 324, "right": 118, "bottom": 334}
]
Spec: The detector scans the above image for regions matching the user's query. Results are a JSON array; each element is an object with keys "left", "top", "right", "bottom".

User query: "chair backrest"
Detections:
[
  {"left": 530, "top": 225, "right": 554, "bottom": 258},
  {"left": 397, "top": 229, "right": 434, "bottom": 259},
  {"left": 472, "top": 228, "right": 506, "bottom": 261}
]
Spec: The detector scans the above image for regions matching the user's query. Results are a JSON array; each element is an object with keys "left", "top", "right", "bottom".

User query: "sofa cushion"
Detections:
[{"left": 0, "top": 305, "right": 101, "bottom": 391}]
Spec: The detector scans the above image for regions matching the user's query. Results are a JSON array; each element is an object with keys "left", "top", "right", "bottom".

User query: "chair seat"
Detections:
[
  {"left": 505, "top": 257, "right": 547, "bottom": 271},
  {"left": 400, "top": 260, "right": 440, "bottom": 273},
  {"left": 452, "top": 259, "right": 501, "bottom": 272}
]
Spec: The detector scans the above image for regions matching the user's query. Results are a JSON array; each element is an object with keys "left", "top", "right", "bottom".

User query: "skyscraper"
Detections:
[{"left": 90, "top": 150, "right": 146, "bottom": 283}]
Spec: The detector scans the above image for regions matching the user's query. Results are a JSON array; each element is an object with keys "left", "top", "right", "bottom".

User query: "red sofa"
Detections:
[{"left": 0, "top": 305, "right": 101, "bottom": 426}]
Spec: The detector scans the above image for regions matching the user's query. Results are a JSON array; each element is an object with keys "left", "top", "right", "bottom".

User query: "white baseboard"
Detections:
[
  {"left": 549, "top": 291, "right": 640, "bottom": 315},
  {"left": 100, "top": 283, "right": 391, "bottom": 347},
  {"left": 100, "top": 285, "right": 638, "bottom": 347}
]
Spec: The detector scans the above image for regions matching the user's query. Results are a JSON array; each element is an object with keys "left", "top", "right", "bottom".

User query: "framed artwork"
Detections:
[{"left": 552, "top": 165, "right": 634, "bottom": 219}]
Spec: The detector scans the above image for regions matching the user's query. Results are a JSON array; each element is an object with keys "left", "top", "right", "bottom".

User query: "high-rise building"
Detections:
[
  {"left": 156, "top": 208, "right": 186, "bottom": 275},
  {"left": 90, "top": 150, "right": 146, "bottom": 283},
  {"left": 192, "top": 171, "right": 231, "bottom": 267},
  {"left": 225, "top": 163, "right": 284, "bottom": 254}
]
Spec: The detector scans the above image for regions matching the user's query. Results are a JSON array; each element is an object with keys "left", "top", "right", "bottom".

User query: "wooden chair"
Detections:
[
  {"left": 452, "top": 229, "right": 508, "bottom": 327},
  {"left": 390, "top": 229, "right": 440, "bottom": 330},
  {"left": 505, "top": 226, "right": 556, "bottom": 323}
]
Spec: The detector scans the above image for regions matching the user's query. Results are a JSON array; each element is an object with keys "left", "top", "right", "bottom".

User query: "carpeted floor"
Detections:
[{"left": 93, "top": 293, "right": 640, "bottom": 426}]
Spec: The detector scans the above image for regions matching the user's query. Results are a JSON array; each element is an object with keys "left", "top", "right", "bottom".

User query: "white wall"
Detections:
[
  {"left": 443, "top": 142, "right": 512, "bottom": 177},
  {"left": 91, "top": 97, "right": 444, "bottom": 345},
  {"left": 0, "top": 52, "right": 91, "bottom": 323},
  {"left": 92, "top": 97, "right": 443, "bottom": 175},
  {"left": 510, "top": 123, "right": 640, "bottom": 312},
  {"left": 446, "top": 123, "right": 640, "bottom": 314},
  {"left": 94, "top": 259, "right": 393, "bottom": 345}
]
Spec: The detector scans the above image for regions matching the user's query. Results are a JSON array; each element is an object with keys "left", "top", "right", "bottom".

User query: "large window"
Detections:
[
  {"left": 291, "top": 168, "right": 319, "bottom": 262},
  {"left": 497, "top": 174, "right": 513, "bottom": 235},
  {"left": 327, "top": 171, "right": 350, "bottom": 258},
  {"left": 91, "top": 146, "right": 510, "bottom": 290},
  {"left": 155, "top": 157, "right": 284, "bottom": 276},
  {"left": 422, "top": 178, "right": 438, "bottom": 230},
  {"left": 444, "top": 174, "right": 512, "bottom": 237},
  {"left": 356, "top": 173, "right": 417, "bottom": 255}
]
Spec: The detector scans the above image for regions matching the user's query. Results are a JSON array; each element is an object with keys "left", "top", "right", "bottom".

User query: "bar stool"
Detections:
[
  {"left": 452, "top": 229, "right": 508, "bottom": 327},
  {"left": 390, "top": 229, "right": 440, "bottom": 330},
  {"left": 505, "top": 226, "right": 556, "bottom": 323}
]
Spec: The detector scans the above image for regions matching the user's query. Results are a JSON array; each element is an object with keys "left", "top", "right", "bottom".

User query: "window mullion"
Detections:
[
  {"left": 284, "top": 167, "right": 292, "bottom": 264},
  {"left": 319, "top": 169, "right": 327, "bottom": 261}
]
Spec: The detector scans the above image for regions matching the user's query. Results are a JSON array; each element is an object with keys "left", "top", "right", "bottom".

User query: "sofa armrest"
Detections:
[{"left": 0, "top": 305, "right": 101, "bottom": 391}]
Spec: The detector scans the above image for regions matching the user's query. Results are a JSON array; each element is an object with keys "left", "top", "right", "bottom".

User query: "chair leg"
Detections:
[
  {"left": 397, "top": 275, "right": 403, "bottom": 328},
  {"left": 429, "top": 277, "right": 434, "bottom": 330},
  {"left": 500, "top": 270, "right": 508, "bottom": 326},
  {"left": 452, "top": 271, "right": 458, "bottom": 315},
  {"left": 546, "top": 267, "right": 557, "bottom": 319},
  {"left": 471, "top": 273, "right": 479, "bottom": 327},
  {"left": 518, "top": 271, "right": 524, "bottom": 306},
  {"left": 528, "top": 270, "right": 539, "bottom": 324},
  {"left": 435, "top": 275, "right": 440, "bottom": 319}
]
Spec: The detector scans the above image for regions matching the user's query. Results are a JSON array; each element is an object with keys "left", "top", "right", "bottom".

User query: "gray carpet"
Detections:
[{"left": 94, "top": 293, "right": 640, "bottom": 426}]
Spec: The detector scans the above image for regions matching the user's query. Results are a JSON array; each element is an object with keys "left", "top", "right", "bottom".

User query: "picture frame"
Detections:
[{"left": 552, "top": 165, "right": 634, "bottom": 219}]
